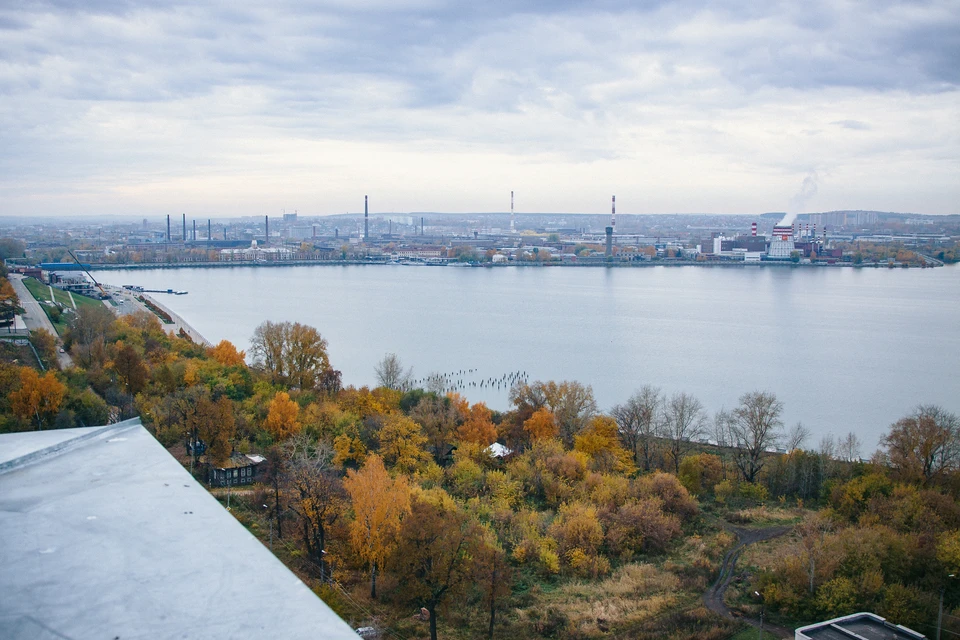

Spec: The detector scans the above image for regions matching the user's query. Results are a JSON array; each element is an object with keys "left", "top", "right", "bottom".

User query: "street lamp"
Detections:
[
  {"left": 263, "top": 504, "right": 273, "bottom": 551},
  {"left": 755, "top": 591, "right": 764, "bottom": 640},
  {"left": 939, "top": 574, "right": 956, "bottom": 640}
]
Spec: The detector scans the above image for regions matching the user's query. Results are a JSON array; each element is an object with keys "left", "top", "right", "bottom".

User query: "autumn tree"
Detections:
[
  {"left": 881, "top": 405, "right": 960, "bottom": 485},
  {"left": 374, "top": 352, "right": 412, "bottom": 390},
  {"left": 377, "top": 413, "right": 431, "bottom": 474},
  {"left": 343, "top": 453, "right": 412, "bottom": 599},
  {"left": 410, "top": 394, "right": 459, "bottom": 465},
  {"left": 0, "top": 277, "right": 20, "bottom": 325},
  {"left": 68, "top": 304, "right": 116, "bottom": 369},
  {"left": 730, "top": 391, "right": 784, "bottom": 483},
  {"left": 612, "top": 385, "right": 663, "bottom": 471},
  {"left": 523, "top": 407, "right": 558, "bottom": 441},
  {"left": 28, "top": 329, "right": 58, "bottom": 368},
  {"left": 112, "top": 342, "right": 149, "bottom": 395},
  {"left": 250, "top": 320, "right": 332, "bottom": 390},
  {"left": 457, "top": 401, "right": 498, "bottom": 446},
  {"left": 197, "top": 397, "right": 236, "bottom": 467},
  {"left": 284, "top": 437, "right": 346, "bottom": 581},
  {"left": 209, "top": 339, "right": 246, "bottom": 367},
  {"left": 574, "top": 415, "right": 635, "bottom": 474},
  {"left": 663, "top": 392, "right": 707, "bottom": 473},
  {"left": 10, "top": 367, "right": 66, "bottom": 429},
  {"left": 266, "top": 391, "right": 301, "bottom": 440},
  {"left": 510, "top": 380, "right": 597, "bottom": 446},
  {"left": 388, "top": 490, "right": 484, "bottom": 640},
  {"left": 473, "top": 536, "right": 513, "bottom": 640}
]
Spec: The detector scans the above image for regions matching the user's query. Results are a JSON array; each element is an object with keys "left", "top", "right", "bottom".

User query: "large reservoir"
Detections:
[{"left": 91, "top": 264, "right": 960, "bottom": 450}]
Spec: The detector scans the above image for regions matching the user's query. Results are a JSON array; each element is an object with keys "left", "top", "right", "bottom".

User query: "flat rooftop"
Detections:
[
  {"left": 0, "top": 419, "right": 359, "bottom": 640},
  {"left": 797, "top": 612, "right": 926, "bottom": 640}
]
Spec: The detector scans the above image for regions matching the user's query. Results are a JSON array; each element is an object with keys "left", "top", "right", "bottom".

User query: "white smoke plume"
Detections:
[{"left": 780, "top": 172, "right": 820, "bottom": 226}]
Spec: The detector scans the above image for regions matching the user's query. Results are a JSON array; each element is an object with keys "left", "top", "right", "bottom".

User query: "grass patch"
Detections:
[
  {"left": 728, "top": 627, "right": 779, "bottom": 640},
  {"left": 725, "top": 505, "right": 803, "bottom": 527},
  {"left": 21, "top": 277, "right": 106, "bottom": 335}
]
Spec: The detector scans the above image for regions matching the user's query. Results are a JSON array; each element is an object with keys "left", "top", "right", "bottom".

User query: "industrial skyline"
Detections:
[{"left": 0, "top": 1, "right": 958, "bottom": 217}]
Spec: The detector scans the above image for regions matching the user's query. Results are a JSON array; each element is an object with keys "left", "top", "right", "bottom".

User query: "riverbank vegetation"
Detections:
[{"left": 1, "top": 308, "right": 959, "bottom": 639}]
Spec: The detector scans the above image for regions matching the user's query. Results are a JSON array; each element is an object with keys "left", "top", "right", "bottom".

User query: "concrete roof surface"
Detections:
[{"left": 0, "top": 420, "right": 359, "bottom": 640}]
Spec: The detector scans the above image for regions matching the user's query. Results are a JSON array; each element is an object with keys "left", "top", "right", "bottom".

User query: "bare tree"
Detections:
[
  {"left": 612, "top": 385, "right": 663, "bottom": 471},
  {"left": 786, "top": 422, "right": 811, "bottom": 452},
  {"left": 837, "top": 431, "right": 862, "bottom": 462},
  {"left": 664, "top": 392, "right": 707, "bottom": 473},
  {"left": 375, "top": 353, "right": 413, "bottom": 390},
  {"left": 818, "top": 434, "right": 837, "bottom": 459},
  {"left": 730, "top": 391, "right": 784, "bottom": 483}
]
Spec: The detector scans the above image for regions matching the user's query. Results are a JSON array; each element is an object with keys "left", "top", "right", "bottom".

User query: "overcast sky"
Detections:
[{"left": 1, "top": 0, "right": 957, "bottom": 217}]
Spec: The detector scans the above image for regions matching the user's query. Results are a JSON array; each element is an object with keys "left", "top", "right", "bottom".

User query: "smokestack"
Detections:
[
  {"left": 335, "top": 228, "right": 339, "bottom": 239},
  {"left": 193, "top": 219, "right": 196, "bottom": 242},
  {"left": 182, "top": 214, "right": 186, "bottom": 243},
  {"left": 166, "top": 215, "right": 171, "bottom": 242},
  {"left": 208, "top": 219, "right": 211, "bottom": 243},
  {"left": 605, "top": 226, "right": 613, "bottom": 257},
  {"left": 312, "top": 225, "right": 316, "bottom": 239},
  {"left": 751, "top": 222, "right": 757, "bottom": 237},
  {"left": 264, "top": 215, "right": 269, "bottom": 245},
  {"left": 611, "top": 195, "right": 616, "bottom": 228},
  {"left": 421, "top": 217, "right": 424, "bottom": 236},
  {"left": 510, "top": 191, "right": 515, "bottom": 233},
  {"left": 364, "top": 195, "right": 369, "bottom": 240}
]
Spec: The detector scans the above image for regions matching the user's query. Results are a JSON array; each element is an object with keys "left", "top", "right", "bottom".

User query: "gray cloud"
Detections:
[{"left": 0, "top": 0, "right": 957, "bottom": 215}]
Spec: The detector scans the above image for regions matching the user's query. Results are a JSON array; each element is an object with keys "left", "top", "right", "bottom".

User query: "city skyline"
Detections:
[{"left": 1, "top": 1, "right": 958, "bottom": 217}]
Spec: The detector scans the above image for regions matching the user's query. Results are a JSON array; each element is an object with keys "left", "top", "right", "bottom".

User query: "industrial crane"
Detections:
[{"left": 65, "top": 249, "right": 110, "bottom": 300}]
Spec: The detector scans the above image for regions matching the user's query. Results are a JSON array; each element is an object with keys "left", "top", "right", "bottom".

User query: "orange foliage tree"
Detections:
[
  {"left": 266, "top": 391, "right": 301, "bottom": 440},
  {"left": 457, "top": 401, "right": 498, "bottom": 446},
  {"left": 209, "top": 340, "right": 246, "bottom": 367},
  {"left": 343, "top": 453, "right": 412, "bottom": 599},
  {"left": 10, "top": 367, "right": 66, "bottom": 429},
  {"left": 524, "top": 407, "right": 558, "bottom": 441}
]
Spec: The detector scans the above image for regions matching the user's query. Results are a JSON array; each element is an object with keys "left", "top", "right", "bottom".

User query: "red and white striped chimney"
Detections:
[{"left": 751, "top": 222, "right": 757, "bottom": 237}]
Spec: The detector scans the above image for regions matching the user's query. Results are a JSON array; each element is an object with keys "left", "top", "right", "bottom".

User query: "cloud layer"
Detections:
[{"left": 1, "top": 0, "right": 958, "bottom": 216}]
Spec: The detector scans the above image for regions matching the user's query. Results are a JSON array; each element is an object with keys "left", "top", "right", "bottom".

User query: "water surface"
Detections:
[{"left": 92, "top": 264, "right": 960, "bottom": 450}]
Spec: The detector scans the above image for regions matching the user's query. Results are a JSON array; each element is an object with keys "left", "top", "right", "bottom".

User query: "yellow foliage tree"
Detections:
[
  {"left": 265, "top": 391, "right": 301, "bottom": 440},
  {"left": 209, "top": 340, "right": 246, "bottom": 367},
  {"left": 10, "top": 367, "right": 66, "bottom": 430},
  {"left": 574, "top": 415, "right": 636, "bottom": 474},
  {"left": 378, "top": 413, "right": 431, "bottom": 474},
  {"left": 343, "top": 453, "right": 412, "bottom": 599}
]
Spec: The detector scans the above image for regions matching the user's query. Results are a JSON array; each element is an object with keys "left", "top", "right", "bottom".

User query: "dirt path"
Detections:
[{"left": 703, "top": 524, "right": 794, "bottom": 639}]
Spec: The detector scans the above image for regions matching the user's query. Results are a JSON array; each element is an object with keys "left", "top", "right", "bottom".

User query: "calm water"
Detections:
[{"left": 91, "top": 264, "right": 960, "bottom": 450}]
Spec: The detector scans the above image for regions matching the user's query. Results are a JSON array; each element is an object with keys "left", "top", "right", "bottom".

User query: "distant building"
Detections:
[
  {"left": 46, "top": 271, "right": 97, "bottom": 297},
  {"left": 795, "top": 612, "right": 925, "bottom": 640},
  {"left": 204, "top": 452, "right": 266, "bottom": 487}
]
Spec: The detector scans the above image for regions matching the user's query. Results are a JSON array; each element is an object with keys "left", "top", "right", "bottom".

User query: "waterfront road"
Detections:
[{"left": 9, "top": 274, "right": 74, "bottom": 369}]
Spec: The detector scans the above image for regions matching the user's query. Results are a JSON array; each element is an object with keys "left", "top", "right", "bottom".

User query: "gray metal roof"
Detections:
[
  {"left": 0, "top": 419, "right": 359, "bottom": 640},
  {"left": 796, "top": 612, "right": 926, "bottom": 640}
]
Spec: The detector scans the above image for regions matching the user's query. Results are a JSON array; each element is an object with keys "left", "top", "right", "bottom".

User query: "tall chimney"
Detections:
[
  {"left": 611, "top": 195, "right": 616, "bottom": 228},
  {"left": 182, "top": 213, "right": 186, "bottom": 243},
  {"left": 208, "top": 219, "right": 211, "bottom": 243},
  {"left": 364, "top": 195, "right": 369, "bottom": 240},
  {"left": 605, "top": 226, "right": 613, "bottom": 257},
  {"left": 751, "top": 222, "right": 757, "bottom": 237},
  {"left": 510, "top": 191, "right": 515, "bottom": 233},
  {"left": 421, "top": 217, "right": 424, "bottom": 236},
  {"left": 264, "top": 215, "right": 269, "bottom": 245},
  {"left": 193, "top": 219, "right": 196, "bottom": 241},
  {"left": 166, "top": 215, "right": 171, "bottom": 242}
]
